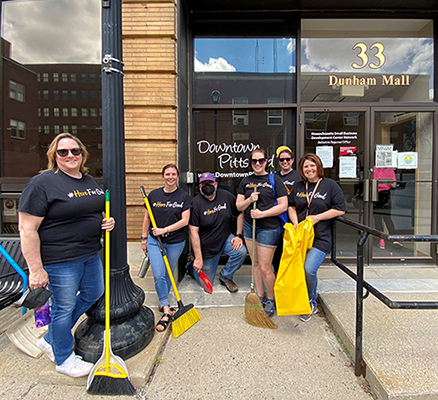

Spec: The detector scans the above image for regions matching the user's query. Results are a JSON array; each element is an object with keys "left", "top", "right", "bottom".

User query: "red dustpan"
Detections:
[{"left": 199, "top": 271, "right": 213, "bottom": 294}]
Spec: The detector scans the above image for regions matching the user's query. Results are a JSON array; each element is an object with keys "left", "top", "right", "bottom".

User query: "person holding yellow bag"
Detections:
[{"left": 288, "top": 153, "right": 347, "bottom": 322}]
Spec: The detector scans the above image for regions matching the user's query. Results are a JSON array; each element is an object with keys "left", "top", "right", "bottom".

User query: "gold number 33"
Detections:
[{"left": 352, "top": 42, "right": 386, "bottom": 69}]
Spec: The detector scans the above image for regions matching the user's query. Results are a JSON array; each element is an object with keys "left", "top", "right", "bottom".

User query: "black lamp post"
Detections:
[
  {"left": 74, "top": 0, "right": 154, "bottom": 363},
  {"left": 210, "top": 90, "right": 221, "bottom": 171}
]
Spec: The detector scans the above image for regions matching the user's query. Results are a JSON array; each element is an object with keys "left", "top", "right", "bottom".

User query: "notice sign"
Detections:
[
  {"left": 339, "top": 156, "right": 357, "bottom": 178},
  {"left": 340, "top": 146, "right": 357, "bottom": 156},
  {"left": 316, "top": 146, "right": 333, "bottom": 168},
  {"left": 397, "top": 152, "right": 418, "bottom": 169},
  {"left": 3, "top": 199, "right": 16, "bottom": 216},
  {"left": 310, "top": 131, "right": 358, "bottom": 145},
  {"left": 375, "top": 144, "right": 395, "bottom": 168}
]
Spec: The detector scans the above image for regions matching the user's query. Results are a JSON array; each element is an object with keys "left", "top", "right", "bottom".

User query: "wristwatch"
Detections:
[
  {"left": 141, "top": 236, "right": 147, "bottom": 241},
  {"left": 236, "top": 233, "right": 244, "bottom": 240}
]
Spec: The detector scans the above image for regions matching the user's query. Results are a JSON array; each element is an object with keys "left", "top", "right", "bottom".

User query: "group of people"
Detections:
[
  {"left": 143, "top": 146, "right": 347, "bottom": 329},
  {"left": 17, "top": 132, "right": 346, "bottom": 379}
]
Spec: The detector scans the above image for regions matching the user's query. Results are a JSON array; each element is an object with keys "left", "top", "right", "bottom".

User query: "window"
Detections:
[
  {"left": 43, "top": 73, "right": 49, "bottom": 82},
  {"left": 90, "top": 90, "right": 97, "bottom": 99},
  {"left": 63, "top": 125, "right": 69, "bottom": 132},
  {"left": 267, "top": 98, "right": 284, "bottom": 125},
  {"left": 90, "top": 108, "right": 98, "bottom": 117},
  {"left": 70, "top": 90, "right": 76, "bottom": 100},
  {"left": 80, "top": 73, "right": 87, "bottom": 82},
  {"left": 232, "top": 98, "right": 249, "bottom": 125},
  {"left": 43, "top": 108, "right": 50, "bottom": 117},
  {"left": 43, "top": 90, "right": 49, "bottom": 100},
  {"left": 99, "top": 108, "right": 102, "bottom": 117},
  {"left": 9, "top": 81, "right": 25, "bottom": 102},
  {"left": 62, "top": 108, "right": 69, "bottom": 117},
  {"left": 53, "top": 73, "right": 59, "bottom": 82},
  {"left": 71, "top": 125, "right": 78, "bottom": 134},
  {"left": 89, "top": 73, "right": 97, "bottom": 82},
  {"left": 53, "top": 108, "right": 60, "bottom": 117},
  {"left": 70, "top": 73, "right": 76, "bottom": 82},
  {"left": 62, "top": 90, "right": 68, "bottom": 100},
  {"left": 71, "top": 107, "right": 78, "bottom": 117},
  {"left": 53, "top": 90, "right": 59, "bottom": 100},
  {"left": 62, "top": 73, "right": 68, "bottom": 82},
  {"left": 54, "top": 125, "right": 60, "bottom": 134},
  {"left": 38, "top": 108, "right": 41, "bottom": 117},
  {"left": 81, "top": 108, "right": 89, "bottom": 117},
  {"left": 81, "top": 125, "right": 87, "bottom": 134},
  {"left": 10, "top": 119, "right": 26, "bottom": 139},
  {"left": 44, "top": 125, "right": 50, "bottom": 134},
  {"left": 81, "top": 90, "right": 87, "bottom": 99}
]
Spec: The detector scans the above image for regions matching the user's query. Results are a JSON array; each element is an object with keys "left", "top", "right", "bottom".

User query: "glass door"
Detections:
[
  {"left": 302, "top": 108, "right": 436, "bottom": 264},
  {"left": 371, "top": 110, "right": 435, "bottom": 261}
]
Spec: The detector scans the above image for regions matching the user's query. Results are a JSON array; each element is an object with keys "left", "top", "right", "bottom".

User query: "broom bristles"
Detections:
[
  {"left": 87, "top": 375, "right": 136, "bottom": 396},
  {"left": 172, "top": 306, "right": 201, "bottom": 338},
  {"left": 244, "top": 290, "right": 278, "bottom": 329}
]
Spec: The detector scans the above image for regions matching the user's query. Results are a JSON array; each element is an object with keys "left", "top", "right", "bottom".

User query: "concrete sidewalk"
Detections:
[{"left": 0, "top": 262, "right": 437, "bottom": 399}]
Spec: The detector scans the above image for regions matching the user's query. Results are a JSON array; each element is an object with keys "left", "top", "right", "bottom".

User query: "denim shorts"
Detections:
[{"left": 243, "top": 220, "right": 282, "bottom": 248}]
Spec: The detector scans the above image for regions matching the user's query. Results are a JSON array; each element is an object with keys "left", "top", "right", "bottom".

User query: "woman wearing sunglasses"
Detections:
[
  {"left": 236, "top": 148, "right": 288, "bottom": 317},
  {"left": 272, "top": 145, "right": 301, "bottom": 274},
  {"left": 18, "top": 133, "right": 115, "bottom": 378},
  {"left": 288, "top": 153, "right": 347, "bottom": 322}
]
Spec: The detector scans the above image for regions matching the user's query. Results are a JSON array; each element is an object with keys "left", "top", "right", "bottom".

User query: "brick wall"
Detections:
[{"left": 122, "top": 0, "right": 177, "bottom": 240}]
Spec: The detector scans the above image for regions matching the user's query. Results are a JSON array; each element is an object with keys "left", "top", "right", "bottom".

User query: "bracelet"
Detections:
[
  {"left": 315, "top": 215, "right": 319, "bottom": 222},
  {"left": 141, "top": 235, "right": 147, "bottom": 240},
  {"left": 236, "top": 233, "right": 244, "bottom": 240}
]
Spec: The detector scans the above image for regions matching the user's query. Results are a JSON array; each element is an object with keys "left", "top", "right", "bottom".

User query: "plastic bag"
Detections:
[{"left": 274, "top": 219, "right": 314, "bottom": 316}]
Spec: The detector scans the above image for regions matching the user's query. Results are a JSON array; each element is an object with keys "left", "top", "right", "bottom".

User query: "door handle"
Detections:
[{"left": 371, "top": 179, "right": 378, "bottom": 202}]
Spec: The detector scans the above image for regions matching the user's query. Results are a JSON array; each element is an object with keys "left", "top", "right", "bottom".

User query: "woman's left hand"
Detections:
[
  {"left": 152, "top": 227, "right": 168, "bottom": 237},
  {"left": 231, "top": 236, "right": 244, "bottom": 250},
  {"left": 101, "top": 214, "right": 116, "bottom": 231},
  {"left": 250, "top": 208, "right": 264, "bottom": 219}
]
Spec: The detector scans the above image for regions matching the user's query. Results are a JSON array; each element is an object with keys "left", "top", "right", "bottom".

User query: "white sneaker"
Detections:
[
  {"left": 55, "top": 352, "right": 94, "bottom": 378},
  {"left": 36, "top": 337, "right": 54, "bottom": 362}
]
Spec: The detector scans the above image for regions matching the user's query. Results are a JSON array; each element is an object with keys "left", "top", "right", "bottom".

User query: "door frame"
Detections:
[{"left": 299, "top": 105, "right": 437, "bottom": 265}]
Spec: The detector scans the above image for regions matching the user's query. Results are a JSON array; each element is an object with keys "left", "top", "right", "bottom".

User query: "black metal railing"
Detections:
[{"left": 331, "top": 216, "right": 438, "bottom": 377}]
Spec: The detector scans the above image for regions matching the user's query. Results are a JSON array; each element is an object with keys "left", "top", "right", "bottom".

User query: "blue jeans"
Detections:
[
  {"left": 303, "top": 247, "right": 327, "bottom": 308},
  {"left": 44, "top": 252, "right": 104, "bottom": 365},
  {"left": 187, "top": 234, "right": 246, "bottom": 285},
  {"left": 147, "top": 235, "right": 185, "bottom": 309}
]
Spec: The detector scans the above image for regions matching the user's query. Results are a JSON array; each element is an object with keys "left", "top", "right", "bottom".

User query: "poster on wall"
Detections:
[
  {"left": 316, "top": 146, "right": 333, "bottom": 168},
  {"left": 339, "top": 156, "right": 357, "bottom": 178},
  {"left": 375, "top": 144, "right": 396, "bottom": 168},
  {"left": 397, "top": 152, "right": 418, "bottom": 169}
]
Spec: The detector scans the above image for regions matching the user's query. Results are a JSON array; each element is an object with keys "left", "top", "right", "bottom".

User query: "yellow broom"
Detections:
[
  {"left": 245, "top": 187, "right": 278, "bottom": 329},
  {"left": 140, "top": 186, "right": 200, "bottom": 338},
  {"left": 87, "top": 190, "right": 135, "bottom": 395}
]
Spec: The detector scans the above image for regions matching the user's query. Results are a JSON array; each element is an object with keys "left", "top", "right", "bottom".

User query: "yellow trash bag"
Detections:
[{"left": 274, "top": 219, "right": 314, "bottom": 316}]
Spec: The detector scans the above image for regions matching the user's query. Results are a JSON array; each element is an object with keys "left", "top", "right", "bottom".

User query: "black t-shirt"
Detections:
[
  {"left": 289, "top": 178, "right": 347, "bottom": 254},
  {"left": 18, "top": 170, "right": 105, "bottom": 265},
  {"left": 190, "top": 189, "right": 240, "bottom": 259},
  {"left": 148, "top": 187, "right": 192, "bottom": 244},
  {"left": 275, "top": 169, "right": 301, "bottom": 195},
  {"left": 237, "top": 173, "right": 288, "bottom": 230}
]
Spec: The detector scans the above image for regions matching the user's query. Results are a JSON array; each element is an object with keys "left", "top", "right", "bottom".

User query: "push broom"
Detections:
[
  {"left": 244, "top": 187, "right": 278, "bottom": 329},
  {"left": 87, "top": 190, "right": 136, "bottom": 395},
  {"left": 140, "top": 186, "right": 201, "bottom": 338}
]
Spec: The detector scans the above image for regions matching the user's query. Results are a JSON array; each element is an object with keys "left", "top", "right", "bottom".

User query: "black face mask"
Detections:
[{"left": 201, "top": 184, "right": 215, "bottom": 197}]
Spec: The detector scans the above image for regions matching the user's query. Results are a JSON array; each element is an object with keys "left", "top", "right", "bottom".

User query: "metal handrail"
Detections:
[{"left": 331, "top": 216, "right": 438, "bottom": 377}]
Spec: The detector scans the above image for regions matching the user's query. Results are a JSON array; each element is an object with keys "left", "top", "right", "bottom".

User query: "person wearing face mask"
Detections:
[{"left": 187, "top": 172, "right": 246, "bottom": 293}]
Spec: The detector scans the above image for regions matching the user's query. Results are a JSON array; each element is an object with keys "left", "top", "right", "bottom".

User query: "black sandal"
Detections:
[
  {"left": 158, "top": 306, "right": 176, "bottom": 316},
  {"left": 156, "top": 313, "right": 172, "bottom": 332}
]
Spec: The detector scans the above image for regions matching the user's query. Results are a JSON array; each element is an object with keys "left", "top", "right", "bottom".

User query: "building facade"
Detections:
[{"left": 1, "top": 0, "right": 438, "bottom": 268}]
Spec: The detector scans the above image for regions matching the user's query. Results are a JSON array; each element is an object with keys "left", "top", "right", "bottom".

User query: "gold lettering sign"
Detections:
[{"left": 352, "top": 42, "right": 386, "bottom": 69}]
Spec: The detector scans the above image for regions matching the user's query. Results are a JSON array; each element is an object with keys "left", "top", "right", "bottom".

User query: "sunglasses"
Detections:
[
  {"left": 56, "top": 148, "right": 82, "bottom": 157},
  {"left": 251, "top": 158, "right": 267, "bottom": 165},
  {"left": 279, "top": 157, "right": 292, "bottom": 163}
]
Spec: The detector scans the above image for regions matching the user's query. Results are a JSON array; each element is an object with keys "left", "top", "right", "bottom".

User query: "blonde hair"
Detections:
[{"left": 42, "top": 133, "right": 89, "bottom": 175}]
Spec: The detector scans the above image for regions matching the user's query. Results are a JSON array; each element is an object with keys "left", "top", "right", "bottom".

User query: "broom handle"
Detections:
[
  {"left": 140, "top": 186, "right": 182, "bottom": 303},
  {"left": 251, "top": 186, "right": 257, "bottom": 290},
  {"left": 104, "top": 190, "right": 111, "bottom": 368}
]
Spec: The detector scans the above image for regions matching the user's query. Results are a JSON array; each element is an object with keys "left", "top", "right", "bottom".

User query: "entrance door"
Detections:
[{"left": 301, "top": 108, "right": 436, "bottom": 264}]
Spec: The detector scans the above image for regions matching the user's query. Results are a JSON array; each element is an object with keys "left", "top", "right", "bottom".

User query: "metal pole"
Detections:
[{"left": 74, "top": 0, "right": 154, "bottom": 363}]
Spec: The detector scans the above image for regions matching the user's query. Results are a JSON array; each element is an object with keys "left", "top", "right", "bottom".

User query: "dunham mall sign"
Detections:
[{"left": 329, "top": 74, "right": 411, "bottom": 87}]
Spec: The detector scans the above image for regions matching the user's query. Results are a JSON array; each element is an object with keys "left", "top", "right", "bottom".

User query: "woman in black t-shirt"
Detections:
[
  {"left": 141, "top": 164, "right": 192, "bottom": 332},
  {"left": 237, "top": 148, "right": 288, "bottom": 318},
  {"left": 289, "top": 153, "right": 347, "bottom": 322}
]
